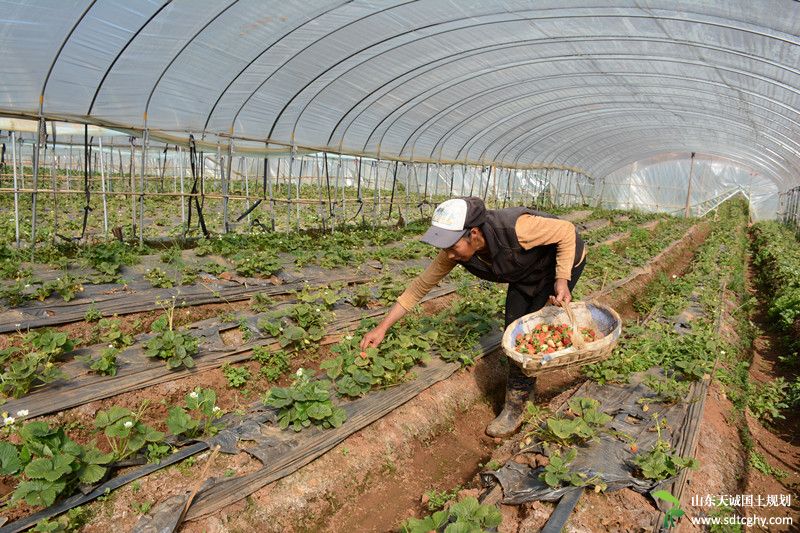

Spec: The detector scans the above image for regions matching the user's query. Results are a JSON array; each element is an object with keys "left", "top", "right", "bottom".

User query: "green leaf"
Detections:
[
  {"left": 0, "top": 441, "right": 21, "bottom": 475},
  {"left": 13, "top": 479, "right": 66, "bottom": 507},
  {"left": 78, "top": 463, "right": 107, "bottom": 485},
  {"left": 24, "top": 456, "right": 73, "bottom": 482}
]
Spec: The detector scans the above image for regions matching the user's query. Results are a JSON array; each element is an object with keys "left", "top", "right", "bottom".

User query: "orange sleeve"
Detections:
[
  {"left": 396, "top": 250, "right": 457, "bottom": 310},
  {"left": 515, "top": 214, "right": 578, "bottom": 281}
]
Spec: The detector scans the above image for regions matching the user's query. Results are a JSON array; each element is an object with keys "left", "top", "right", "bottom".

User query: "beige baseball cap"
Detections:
[{"left": 420, "top": 196, "right": 487, "bottom": 248}]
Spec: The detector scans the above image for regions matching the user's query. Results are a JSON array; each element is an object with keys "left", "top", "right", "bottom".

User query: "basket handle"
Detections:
[{"left": 562, "top": 302, "right": 587, "bottom": 350}]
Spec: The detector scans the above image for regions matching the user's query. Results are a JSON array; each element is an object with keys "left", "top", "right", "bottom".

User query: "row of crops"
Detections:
[
  {"left": 0, "top": 203, "right": 707, "bottom": 531},
  {"left": 401, "top": 198, "right": 768, "bottom": 532}
]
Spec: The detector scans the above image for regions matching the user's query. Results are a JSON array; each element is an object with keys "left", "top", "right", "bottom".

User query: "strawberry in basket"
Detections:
[{"left": 515, "top": 323, "right": 601, "bottom": 354}]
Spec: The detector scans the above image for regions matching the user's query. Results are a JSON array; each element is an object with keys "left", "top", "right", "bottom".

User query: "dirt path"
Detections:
[{"left": 733, "top": 257, "right": 800, "bottom": 531}]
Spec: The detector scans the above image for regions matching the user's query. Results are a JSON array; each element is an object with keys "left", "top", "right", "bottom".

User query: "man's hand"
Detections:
[
  {"left": 548, "top": 278, "right": 572, "bottom": 306},
  {"left": 360, "top": 326, "right": 387, "bottom": 349}
]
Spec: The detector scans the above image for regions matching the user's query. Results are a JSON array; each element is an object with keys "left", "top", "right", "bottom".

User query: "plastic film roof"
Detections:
[{"left": 1, "top": 0, "right": 799, "bottom": 191}]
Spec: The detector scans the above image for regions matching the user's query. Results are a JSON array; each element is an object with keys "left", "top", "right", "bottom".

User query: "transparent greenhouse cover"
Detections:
[{"left": 0, "top": 1, "right": 798, "bottom": 217}]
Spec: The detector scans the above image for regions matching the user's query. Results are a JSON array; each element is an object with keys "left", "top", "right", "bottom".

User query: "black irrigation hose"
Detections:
[
  {"left": 541, "top": 489, "right": 583, "bottom": 533},
  {"left": 184, "top": 135, "right": 209, "bottom": 238},
  {"left": 388, "top": 160, "right": 399, "bottom": 217},
  {"left": 236, "top": 198, "right": 262, "bottom": 222},
  {"left": 55, "top": 126, "right": 92, "bottom": 242},
  {"left": 0, "top": 442, "right": 208, "bottom": 533},
  {"left": 158, "top": 145, "right": 168, "bottom": 192}
]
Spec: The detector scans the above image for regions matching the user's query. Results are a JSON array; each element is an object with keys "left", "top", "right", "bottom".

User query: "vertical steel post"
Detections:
[
  {"left": 30, "top": 118, "right": 45, "bottom": 255},
  {"left": 11, "top": 132, "right": 20, "bottom": 247},
  {"left": 129, "top": 137, "right": 136, "bottom": 241},
  {"left": 684, "top": 152, "right": 696, "bottom": 218},
  {"left": 50, "top": 125, "right": 58, "bottom": 245},
  {"left": 99, "top": 138, "right": 109, "bottom": 238},
  {"left": 139, "top": 127, "right": 148, "bottom": 246},
  {"left": 223, "top": 142, "right": 232, "bottom": 233},
  {"left": 178, "top": 146, "right": 186, "bottom": 225}
]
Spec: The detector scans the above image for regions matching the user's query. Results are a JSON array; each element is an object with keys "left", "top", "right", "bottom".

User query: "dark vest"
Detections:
[{"left": 458, "top": 207, "right": 585, "bottom": 297}]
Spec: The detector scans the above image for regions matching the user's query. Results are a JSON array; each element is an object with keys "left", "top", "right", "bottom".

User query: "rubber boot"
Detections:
[{"left": 485, "top": 363, "right": 534, "bottom": 438}]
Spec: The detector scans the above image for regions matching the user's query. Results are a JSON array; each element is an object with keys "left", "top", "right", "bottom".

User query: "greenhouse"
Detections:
[{"left": 0, "top": 1, "right": 798, "bottom": 531}]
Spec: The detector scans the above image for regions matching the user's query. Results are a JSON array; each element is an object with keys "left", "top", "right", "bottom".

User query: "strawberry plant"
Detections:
[
  {"left": 144, "top": 267, "right": 173, "bottom": 288},
  {"left": 747, "top": 378, "right": 789, "bottom": 423},
  {"left": 145, "top": 298, "right": 200, "bottom": 369},
  {"left": 632, "top": 416, "right": 698, "bottom": 481},
  {"left": 539, "top": 448, "right": 607, "bottom": 491},
  {"left": 0, "top": 279, "right": 32, "bottom": 307},
  {"left": 400, "top": 496, "right": 501, "bottom": 533},
  {"left": 3, "top": 421, "right": 114, "bottom": 507},
  {"left": 166, "top": 387, "right": 224, "bottom": 438},
  {"left": 376, "top": 275, "right": 405, "bottom": 306},
  {"left": 77, "top": 346, "right": 119, "bottom": 376},
  {"left": 641, "top": 375, "right": 690, "bottom": 404},
  {"left": 233, "top": 250, "right": 280, "bottom": 277},
  {"left": 145, "top": 329, "right": 198, "bottom": 369},
  {"left": 528, "top": 397, "right": 611, "bottom": 447},
  {"left": 322, "top": 323, "right": 435, "bottom": 398},
  {"left": 94, "top": 404, "right": 165, "bottom": 462},
  {"left": 92, "top": 317, "right": 134, "bottom": 349},
  {"left": 34, "top": 275, "right": 84, "bottom": 302},
  {"left": 84, "top": 303, "right": 102, "bottom": 322},
  {"left": 423, "top": 485, "right": 462, "bottom": 511},
  {"left": 0, "top": 329, "right": 73, "bottom": 398},
  {"left": 180, "top": 265, "right": 198, "bottom": 286},
  {"left": 201, "top": 260, "right": 226, "bottom": 276},
  {"left": 250, "top": 292, "right": 275, "bottom": 313},
  {"left": 222, "top": 363, "right": 250, "bottom": 388},
  {"left": 263, "top": 369, "right": 347, "bottom": 432},
  {"left": 251, "top": 346, "right": 289, "bottom": 381},
  {"left": 257, "top": 312, "right": 325, "bottom": 352},
  {"left": 82, "top": 241, "right": 139, "bottom": 280},
  {"left": 349, "top": 285, "right": 372, "bottom": 308},
  {"left": 159, "top": 246, "right": 182, "bottom": 265}
]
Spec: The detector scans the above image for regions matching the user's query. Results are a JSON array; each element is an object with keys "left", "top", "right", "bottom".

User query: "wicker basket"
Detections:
[{"left": 502, "top": 301, "right": 622, "bottom": 377}]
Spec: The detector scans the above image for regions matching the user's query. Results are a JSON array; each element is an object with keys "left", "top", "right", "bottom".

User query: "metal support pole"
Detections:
[
  {"left": 50, "top": 128, "right": 58, "bottom": 245},
  {"left": 178, "top": 146, "right": 186, "bottom": 225},
  {"left": 388, "top": 160, "right": 399, "bottom": 218},
  {"left": 11, "top": 132, "right": 20, "bottom": 247},
  {"left": 296, "top": 154, "right": 302, "bottom": 230},
  {"left": 483, "top": 165, "right": 493, "bottom": 201},
  {"left": 30, "top": 118, "right": 45, "bottom": 255},
  {"left": 287, "top": 149, "right": 294, "bottom": 231},
  {"left": 99, "top": 138, "right": 109, "bottom": 238},
  {"left": 223, "top": 142, "right": 232, "bottom": 233},
  {"left": 683, "top": 152, "right": 696, "bottom": 218},
  {"left": 129, "top": 137, "right": 136, "bottom": 240},
  {"left": 269, "top": 156, "right": 276, "bottom": 231},
  {"left": 67, "top": 141, "right": 73, "bottom": 190},
  {"left": 372, "top": 160, "right": 379, "bottom": 227},
  {"left": 243, "top": 156, "right": 250, "bottom": 225},
  {"left": 139, "top": 128, "right": 148, "bottom": 246}
]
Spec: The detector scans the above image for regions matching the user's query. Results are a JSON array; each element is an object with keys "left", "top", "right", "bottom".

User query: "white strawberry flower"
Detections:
[
  {"left": 296, "top": 368, "right": 303, "bottom": 376},
  {"left": 189, "top": 391, "right": 199, "bottom": 399},
  {"left": 124, "top": 421, "right": 134, "bottom": 429},
  {"left": 4, "top": 416, "right": 15, "bottom": 426},
  {"left": 212, "top": 406, "right": 221, "bottom": 413},
  {"left": 16, "top": 410, "right": 29, "bottom": 417}
]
